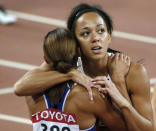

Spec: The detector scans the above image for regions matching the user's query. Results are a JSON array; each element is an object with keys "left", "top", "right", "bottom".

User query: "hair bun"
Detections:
[{"left": 54, "top": 61, "right": 73, "bottom": 73}]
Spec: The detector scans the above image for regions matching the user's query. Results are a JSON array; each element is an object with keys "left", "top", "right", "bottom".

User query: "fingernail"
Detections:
[{"left": 90, "top": 97, "right": 93, "bottom": 101}]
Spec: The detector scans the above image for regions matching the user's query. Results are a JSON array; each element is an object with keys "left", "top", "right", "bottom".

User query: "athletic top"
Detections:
[
  {"left": 77, "top": 53, "right": 112, "bottom": 73},
  {"left": 32, "top": 108, "right": 79, "bottom": 131},
  {"left": 32, "top": 85, "right": 80, "bottom": 131},
  {"left": 43, "top": 85, "right": 97, "bottom": 131}
]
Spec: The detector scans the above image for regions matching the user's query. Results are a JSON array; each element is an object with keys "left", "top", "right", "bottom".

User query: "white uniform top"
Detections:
[
  {"left": 32, "top": 108, "right": 79, "bottom": 131},
  {"left": 32, "top": 86, "right": 80, "bottom": 131},
  {"left": 77, "top": 56, "right": 112, "bottom": 80}
]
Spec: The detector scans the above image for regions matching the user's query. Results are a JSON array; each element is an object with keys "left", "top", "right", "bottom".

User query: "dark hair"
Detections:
[
  {"left": 67, "top": 3, "right": 120, "bottom": 54},
  {"left": 43, "top": 28, "right": 78, "bottom": 73}
]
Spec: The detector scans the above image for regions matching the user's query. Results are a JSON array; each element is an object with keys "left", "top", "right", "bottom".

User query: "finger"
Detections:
[
  {"left": 86, "top": 78, "right": 95, "bottom": 87},
  {"left": 87, "top": 87, "right": 93, "bottom": 101},
  {"left": 93, "top": 81, "right": 106, "bottom": 87},
  {"left": 115, "top": 53, "right": 120, "bottom": 60},
  {"left": 99, "top": 88, "right": 107, "bottom": 93},
  {"left": 92, "top": 76, "right": 103, "bottom": 81},
  {"left": 92, "top": 76, "right": 107, "bottom": 82},
  {"left": 108, "top": 53, "right": 114, "bottom": 63},
  {"left": 119, "top": 53, "right": 124, "bottom": 61},
  {"left": 99, "top": 92, "right": 106, "bottom": 98},
  {"left": 126, "top": 56, "right": 131, "bottom": 66},
  {"left": 94, "top": 85, "right": 102, "bottom": 90},
  {"left": 124, "top": 55, "right": 128, "bottom": 63},
  {"left": 108, "top": 54, "right": 112, "bottom": 61},
  {"left": 110, "top": 53, "right": 115, "bottom": 60},
  {"left": 123, "top": 54, "right": 129, "bottom": 63}
]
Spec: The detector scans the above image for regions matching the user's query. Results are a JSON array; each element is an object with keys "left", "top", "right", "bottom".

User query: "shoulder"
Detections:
[
  {"left": 25, "top": 95, "right": 46, "bottom": 117},
  {"left": 126, "top": 61, "right": 150, "bottom": 93},
  {"left": 66, "top": 85, "right": 127, "bottom": 129},
  {"left": 68, "top": 85, "right": 108, "bottom": 113},
  {"left": 70, "top": 85, "right": 101, "bottom": 101},
  {"left": 127, "top": 61, "right": 149, "bottom": 82},
  {"left": 129, "top": 61, "right": 147, "bottom": 76}
]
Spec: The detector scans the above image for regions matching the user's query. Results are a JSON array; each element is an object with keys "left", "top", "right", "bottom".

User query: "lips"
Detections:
[
  {"left": 91, "top": 46, "right": 102, "bottom": 54},
  {"left": 91, "top": 46, "right": 102, "bottom": 50}
]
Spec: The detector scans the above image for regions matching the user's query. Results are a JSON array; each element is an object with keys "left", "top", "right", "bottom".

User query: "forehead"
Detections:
[{"left": 76, "top": 12, "right": 105, "bottom": 29}]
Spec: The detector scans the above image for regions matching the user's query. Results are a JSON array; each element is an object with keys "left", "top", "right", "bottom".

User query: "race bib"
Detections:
[{"left": 32, "top": 109, "right": 79, "bottom": 131}]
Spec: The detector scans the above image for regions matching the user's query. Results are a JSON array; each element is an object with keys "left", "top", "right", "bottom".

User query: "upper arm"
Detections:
[{"left": 126, "top": 62, "right": 153, "bottom": 121}]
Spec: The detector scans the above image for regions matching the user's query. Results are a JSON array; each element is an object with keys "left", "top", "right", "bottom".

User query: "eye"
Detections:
[
  {"left": 98, "top": 29, "right": 105, "bottom": 34},
  {"left": 80, "top": 31, "right": 89, "bottom": 37}
]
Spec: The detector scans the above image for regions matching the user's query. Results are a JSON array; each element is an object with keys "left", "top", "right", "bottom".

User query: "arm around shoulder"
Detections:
[{"left": 14, "top": 62, "right": 71, "bottom": 96}]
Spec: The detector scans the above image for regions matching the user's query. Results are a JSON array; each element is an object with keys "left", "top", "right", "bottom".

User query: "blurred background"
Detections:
[{"left": 0, "top": 0, "right": 156, "bottom": 130}]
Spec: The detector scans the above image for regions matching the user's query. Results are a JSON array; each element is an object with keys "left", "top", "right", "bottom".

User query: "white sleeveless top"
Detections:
[{"left": 77, "top": 56, "right": 112, "bottom": 80}]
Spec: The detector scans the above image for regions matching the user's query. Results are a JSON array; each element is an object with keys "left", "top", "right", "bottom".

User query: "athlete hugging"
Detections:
[{"left": 14, "top": 3, "right": 153, "bottom": 131}]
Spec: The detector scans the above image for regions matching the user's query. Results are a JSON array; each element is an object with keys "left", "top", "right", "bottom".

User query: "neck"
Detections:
[{"left": 81, "top": 55, "right": 109, "bottom": 78}]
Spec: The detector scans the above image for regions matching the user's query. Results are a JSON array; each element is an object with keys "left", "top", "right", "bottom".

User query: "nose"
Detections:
[{"left": 91, "top": 32, "right": 100, "bottom": 43}]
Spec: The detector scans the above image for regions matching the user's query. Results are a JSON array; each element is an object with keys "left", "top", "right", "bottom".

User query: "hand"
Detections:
[
  {"left": 92, "top": 76, "right": 109, "bottom": 89},
  {"left": 108, "top": 53, "right": 131, "bottom": 82},
  {"left": 69, "top": 69, "right": 95, "bottom": 101},
  {"left": 98, "top": 76, "right": 129, "bottom": 109}
]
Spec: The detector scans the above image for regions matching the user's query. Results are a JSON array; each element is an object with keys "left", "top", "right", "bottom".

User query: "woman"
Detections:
[
  {"left": 26, "top": 28, "right": 127, "bottom": 131},
  {"left": 66, "top": 3, "right": 153, "bottom": 131},
  {"left": 14, "top": 3, "right": 153, "bottom": 131}
]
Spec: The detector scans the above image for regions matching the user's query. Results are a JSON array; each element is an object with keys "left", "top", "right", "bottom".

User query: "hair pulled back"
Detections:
[{"left": 43, "top": 28, "right": 77, "bottom": 73}]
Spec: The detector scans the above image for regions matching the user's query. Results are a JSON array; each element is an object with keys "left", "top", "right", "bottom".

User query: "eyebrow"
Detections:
[
  {"left": 81, "top": 24, "right": 104, "bottom": 30},
  {"left": 81, "top": 27, "right": 89, "bottom": 30},
  {"left": 97, "top": 24, "right": 104, "bottom": 27}
]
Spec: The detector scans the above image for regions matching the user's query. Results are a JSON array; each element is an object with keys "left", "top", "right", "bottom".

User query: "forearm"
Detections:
[
  {"left": 111, "top": 75, "right": 132, "bottom": 105},
  {"left": 121, "top": 103, "right": 153, "bottom": 131},
  {"left": 14, "top": 71, "right": 71, "bottom": 96}
]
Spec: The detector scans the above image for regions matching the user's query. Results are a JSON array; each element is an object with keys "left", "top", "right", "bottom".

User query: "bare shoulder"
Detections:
[
  {"left": 65, "top": 85, "right": 100, "bottom": 129},
  {"left": 128, "top": 61, "right": 147, "bottom": 76},
  {"left": 66, "top": 85, "right": 127, "bottom": 130},
  {"left": 70, "top": 85, "right": 102, "bottom": 101},
  {"left": 25, "top": 94, "right": 46, "bottom": 117},
  {"left": 68, "top": 85, "right": 93, "bottom": 103},
  {"left": 68, "top": 85, "right": 108, "bottom": 112},
  {"left": 126, "top": 61, "right": 150, "bottom": 93}
]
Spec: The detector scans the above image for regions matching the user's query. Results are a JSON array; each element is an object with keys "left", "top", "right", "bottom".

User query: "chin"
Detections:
[{"left": 90, "top": 54, "right": 106, "bottom": 61}]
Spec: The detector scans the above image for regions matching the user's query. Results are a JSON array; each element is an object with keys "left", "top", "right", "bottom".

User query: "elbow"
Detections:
[{"left": 13, "top": 82, "right": 24, "bottom": 96}]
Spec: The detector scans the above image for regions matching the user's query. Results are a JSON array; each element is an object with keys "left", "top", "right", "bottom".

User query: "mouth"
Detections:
[
  {"left": 91, "top": 46, "right": 102, "bottom": 50},
  {"left": 91, "top": 46, "right": 102, "bottom": 54}
]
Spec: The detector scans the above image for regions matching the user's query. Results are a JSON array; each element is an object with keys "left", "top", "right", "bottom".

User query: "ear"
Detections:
[{"left": 44, "top": 55, "right": 49, "bottom": 64}]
